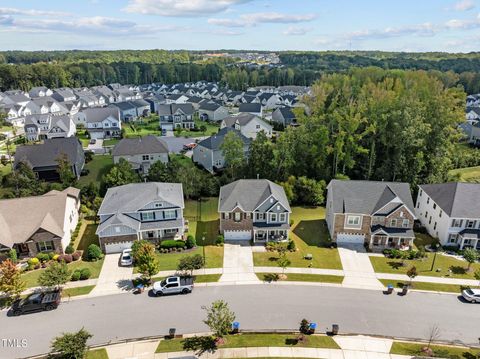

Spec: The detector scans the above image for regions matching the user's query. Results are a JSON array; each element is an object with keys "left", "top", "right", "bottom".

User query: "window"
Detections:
[
  {"left": 448, "top": 234, "right": 457, "bottom": 243},
  {"left": 37, "top": 241, "right": 54, "bottom": 252},
  {"left": 256, "top": 125, "right": 260, "bottom": 129},
  {"left": 467, "top": 220, "right": 476, "bottom": 228},
  {"left": 271, "top": 213, "right": 277, "bottom": 222},
  {"left": 429, "top": 216, "right": 432, "bottom": 225},
  {"left": 419, "top": 190, "right": 422, "bottom": 197},
  {"left": 439, "top": 210, "right": 442, "bottom": 218},
  {"left": 390, "top": 219, "right": 397, "bottom": 227},
  {"left": 165, "top": 228, "right": 177, "bottom": 234},
  {"left": 115, "top": 227, "right": 120, "bottom": 233},
  {"left": 433, "top": 222, "right": 437, "bottom": 230},
  {"left": 155, "top": 203, "right": 163, "bottom": 208},
  {"left": 416, "top": 202, "right": 420, "bottom": 209},
  {"left": 427, "top": 198, "right": 430, "bottom": 204},
  {"left": 346, "top": 215, "right": 361, "bottom": 227},
  {"left": 234, "top": 212, "right": 242, "bottom": 222},
  {"left": 141, "top": 211, "right": 155, "bottom": 221},
  {"left": 402, "top": 219, "right": 410, "bottom": 228},
  {"left": 225, "top": 213, "right": 230, "bottom": 220},
  {"left": 452, "top": 219, "right": 463, "bottom": 227},
  {"left": 142, "top": 155, "right": 150, "bottom": 161},
  {"left": 433, "top": 203, "right": 437, "bottom": 210},
  {"left": 279, "top": 213, "right": 286, "bottom": 222},
  {"left": 425, "top": 211, "right": 428, "bottom": 219},
  {"left": 256, "top": 213, "right": 265, "bottom": 221},
  {"left": 163, "top": 210, "right": 176, "bottom": 220}
]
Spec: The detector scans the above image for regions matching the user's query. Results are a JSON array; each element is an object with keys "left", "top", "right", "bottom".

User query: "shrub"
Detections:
[
  {"left": 86, "top": 244, "right": 103, "bottom": 261},
  {"left": 266, "top": 242, "right": 276, "bottom": 251},
  {"left": 287, "top": 240, "right": 296, "bottom": 252},
  {"left": 58, "top": 254, "right": 73, "bottom": 263},
  {"left": 49, "top": 252, "right": 56, "bottom": 260},
  {"left": 71, "top": 270, "right": 81, "bottom": 281},
  {"left": 65, "top": 245, "right": 75, "bottom": 254},
  {"left": 36, "top": 252, "right": 50, "bottom": 263},
  {"left": 186, "top": 235, "right": 196, "bottom": 249},
  {"left": 80, "top": 268, "right": 91, "bottom": 280},
  {"left": 160, "top": 240, "right": 186, "bottom": 249},
  {"left": 28, "top": 257, "right": 40, "bottom": 266},
  {"left": 289, "top": 219, "right": 294, "bottom": 226},
  {"left": 53, "top": 254, "right": 60, "bottom": 261},
  {"left": 177, "top": 254, "right": 205, "bottom": 275},
  {"left": 215, "top": 235, "right": 224, "bottom": 246},
  {"left": 72, "top": 251, "right": 81, "bottom": 261}
]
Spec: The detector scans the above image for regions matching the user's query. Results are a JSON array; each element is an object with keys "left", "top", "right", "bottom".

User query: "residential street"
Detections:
[{"left": 1, "top": 285, "right": 479, "bottom": 358}]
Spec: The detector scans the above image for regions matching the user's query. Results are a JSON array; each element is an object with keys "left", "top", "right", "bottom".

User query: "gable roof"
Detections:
[
  {"left": 219, "top": 179, "right": 291, "bottom": 212},
  {"left": 327, "top": 180, "right": 415, "bottom": 216},
  {"left": 222, "top": 113, "right": 260, "bottom": 127},
  {"left": 419, "top": 182, "right": 480, "bottom": 218},
  {"left": 82, "top": 106, "right": 120, "bottom": 123},
  {"left": 112, "top": 135, "right": 168, "bottom": 156},
  {"left": 197, "top": 127, "right": 250, "bottom": 151},
  {"left": 158, "top": 103, "right": 194, "bottom": 116},
  {"left": 239, "top": 103, "right": 262, "bottom": 113}
]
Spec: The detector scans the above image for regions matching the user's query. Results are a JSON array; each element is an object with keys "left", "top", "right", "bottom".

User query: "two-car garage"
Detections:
[
  {"left": 336, "top": 233, "right": 365, "bottom": 245},
  {"left": 104, "top": 241, "right": 133, "bottom": 254},
  {"left": 223, "top": 230, "right": 252, "bottom": 241}
]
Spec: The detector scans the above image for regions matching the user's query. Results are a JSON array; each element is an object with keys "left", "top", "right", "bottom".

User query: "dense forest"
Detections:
[{"left": 1, "top": 50, "right": 480, "bottom": 93}]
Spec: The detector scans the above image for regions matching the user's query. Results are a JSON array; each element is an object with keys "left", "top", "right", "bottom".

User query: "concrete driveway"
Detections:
[
  {"left": 338, "top": 244, "right": 383, "bottom": 289},
  {"left": 159, "top": 136, "right": 197, "bottom": 153},
  {"left": 89, "top": 254, "right": 134, "bottom": 296},
  {"left": 220, "top": 241, "right": 259, "bottom": 283}
]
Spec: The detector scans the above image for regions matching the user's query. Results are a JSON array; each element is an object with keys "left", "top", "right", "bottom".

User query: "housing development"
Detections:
[{"left": 0, "top": 1, "right": 480, "bottom": 359}]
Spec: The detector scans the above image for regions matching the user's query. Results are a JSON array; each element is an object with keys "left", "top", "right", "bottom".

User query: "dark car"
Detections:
[{"left": 10, "top": 290, "right": 61, "bottom": 316}]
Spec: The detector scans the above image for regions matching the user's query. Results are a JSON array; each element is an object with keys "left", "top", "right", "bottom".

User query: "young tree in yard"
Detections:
[
  {"left": 133, "top": 241, "right": 160, "bottom": 281},
  {"left": 50, "top": 328, "right": 92, "bottom": 359},
  {"left": 102, "top": 158, "right": 138, "bottom": 188},
  {"left": 475, "top": 269, "right": 480, "bottom": 286},
  {"left": 202, "top": 300, "right": 236, "bottom": 340},
  {"left": 406, "top": 266, "right": 418, "bottom": 285},
  {"left": 462, "top": 248, "right": 478, "bottom": 271},
  {"left": 38, "top": 261, "right": 72, "bottom": 289},
  {"left": 220, "top": 131, "right": 245, "bottom": 180},
  {"left": 147, "top": 160, "right": 170, "bottom": 182},
  {"left": 0, "top": 259, "right": 26, "bottom": 305},
  {"left": 177, "top": 254, "right": 204, "bottom": 276},
  {"left": 56, "top": 153, "right": 76, "bottom": 187},
  {"left": 277, "top": 254, "right": 291, "bottom": 278}
]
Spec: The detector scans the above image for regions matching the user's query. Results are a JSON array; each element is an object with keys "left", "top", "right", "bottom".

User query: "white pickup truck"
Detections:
[{"left": 152, "top": 276, "right": 194, "bottom": 296}]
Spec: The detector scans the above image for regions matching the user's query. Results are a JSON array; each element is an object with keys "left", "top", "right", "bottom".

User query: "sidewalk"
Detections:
[{"left": 103, "top": 334, "right": 415, "bottom": 359}]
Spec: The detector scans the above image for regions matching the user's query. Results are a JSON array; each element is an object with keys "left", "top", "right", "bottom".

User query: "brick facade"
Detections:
[
  {"left": 219, "top": 208, "right": 253, "bottom": 233},
  {"left": 26, "top": 229, "right": 64, "bottom": 256},
  {"left": 332, "top": 214, "right": 372, "bottom": 241}
]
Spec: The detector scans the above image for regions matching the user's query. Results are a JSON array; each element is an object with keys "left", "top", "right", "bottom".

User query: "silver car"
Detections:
[
  {"left": 120, "top": 249, "right": 133, "bottom": 266},
  {"left": 462, "top": 288, "right": 480, "bottom": 303}
]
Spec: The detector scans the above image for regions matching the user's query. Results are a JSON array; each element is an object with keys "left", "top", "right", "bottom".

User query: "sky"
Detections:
[{"left": 0, "top": 0, "right": 479, "bottom": 52}]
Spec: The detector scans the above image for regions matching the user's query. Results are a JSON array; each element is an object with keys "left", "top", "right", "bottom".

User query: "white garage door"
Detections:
[
  {"left": 104, "top": 241, "right": 133, "bottom": 254},
  {"left": 336, "top": 233, "right": 365, "bottom": 245},
  {"left": 224, "top": 230, "right": 251, "bottom": 241}
]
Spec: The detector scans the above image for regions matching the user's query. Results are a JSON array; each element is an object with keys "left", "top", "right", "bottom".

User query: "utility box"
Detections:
[
  {"left": 308, "top": 322, "right": 317, "bottom": 334},
  {"left": 332, "top": 324, "right": 339, "bottom": 335}
]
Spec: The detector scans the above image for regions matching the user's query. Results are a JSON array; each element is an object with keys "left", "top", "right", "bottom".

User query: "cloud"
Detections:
[
  {"left": 208, "top": 12, "right": 316, "bottom": 27},
  {"left": 452, "top": 0, "right": 475, "bottom": 11},
  {"left": 123, "top": 0, "right": 253, "bottom": 17},
  {"left": 0, "top": 7, "right": 71, "bottom": 17},
  {"left": 445, "top": 13, "right": 480, "bottom": 29},
  {"left": 283, "top": 26, "right": 312, "bottom": 36},
  {"left": 345, "top": 23, "right": 437, "bottom": 40}
]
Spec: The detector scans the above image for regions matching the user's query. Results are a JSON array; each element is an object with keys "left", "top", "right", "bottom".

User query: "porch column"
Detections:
[
  {"left": 459, "top": 236, "right": 465, "bottom": 249},
  {"left": 253, "top": 230, "right": 256, "bottom": 243},
  {"left": 397, "top": 237, "right": 402, "bottom": 248}
]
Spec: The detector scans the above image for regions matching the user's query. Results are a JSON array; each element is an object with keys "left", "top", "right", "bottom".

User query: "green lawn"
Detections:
[
  {"left": 257, "top": 273, "right": 344, "bottom": 283},
  {"left": 253, "top": 207, "right": 342, "bottom": 270},
  {"left": 62, "top": 285, "right": 96, "bottom": 297},
  {"left": 378, "top": 279, "right": 479, "bottom": 293},
  {"left": 175, "top": 120, "right": 219, "bottom": 138},
  {"left": 78, "top": 155, "right": 114, "bottom": 187},
  {"left": 448, "top": 165, "right": 480, "bottom": 182},
  {"left": 149, "top": 246, "right": 223, "bottom": 272},
  {"left": 390, "top": 341, "right": 480, "bottom": 358},
  {"left": 156, "top": 334, "right": 339, "bottom": 353},
  {"left": 85, "top": 348, "right": 109, "bottom": 359},
  {"left": 103, "top": 139, "right": 120, "bottom": 147},
  {"left": 413, "top": 232, "right": 437, "bottom": 248},
  {"left": 124, "top": 118, "right": 162, "bottom": 138},
  {"left": 77, "top": 223, "right": 100, "bottom": 251},
  {"left": 370, "top": 252, "right": 480, "bottom": 279}
]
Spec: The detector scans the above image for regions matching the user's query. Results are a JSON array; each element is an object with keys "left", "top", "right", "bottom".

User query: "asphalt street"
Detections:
[{"left": 1, "top": 284, "right": 479, "bottom": 358}]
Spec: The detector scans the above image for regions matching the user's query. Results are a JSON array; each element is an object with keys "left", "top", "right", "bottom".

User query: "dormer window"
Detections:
[{"left": 154, "top": 203, "right": 162, "bottom": 208}]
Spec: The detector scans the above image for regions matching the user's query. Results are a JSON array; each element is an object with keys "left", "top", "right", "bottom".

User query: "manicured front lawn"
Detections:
[
  {"left": 257, "top": 273, "right": 344, "bottom": 283},
  {"left": 174, "top": 120, "right": 219, "bottom": 138},
  {"left": 103, "top": 139, "right": 120, "bottom": 147},
  {"left": 414, "top": 232, "right": 437, "bottom": 248},
  {"left": 78, "top": 155, "right": 114, "bottom": 187},
  {"left": 370, "top": 252, "right": 480, "bottom": 279},
  {"left": 151, "top": 274, "right": 221, "bottom": 283},
  {"left": 124, "top": 118, "right": 162, "bottom": 138},
  {"left": 378, "top": 279, "right": 479, "bottom": 293},
  {"left": 62, "top": 285, "right": 96, "bottom": 297},
  {"left": 85, "top": 348, "right": 109, "bottom": 359},
  {"left": 156, "top": 334, "right": 339, "bottom": 353},
  {"left": 77, "top": 223, "right": 99, "bottom": 251},
  {"left": 390, "top": 341, "right": 480, "bottom": 358},
  {"left": 253, "top": 207, "right": 342, "bottom": 270}
]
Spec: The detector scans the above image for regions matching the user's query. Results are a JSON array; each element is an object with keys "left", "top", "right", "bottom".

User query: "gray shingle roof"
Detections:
[
  {"left": 222, "top": 113, "right": 259, "bottom": 127},
  {"left": 197, "top": 127, "right": 250, "bottom": 151},
  {"left": 82, "top": 107, "right": 120, "bottom": 123},
  {"left": 419, "top": 182, "right": 480, "bottom": 218},
  {"left": 112, "top": 135, "right": 168, "bottom": 156},
  {"left": 328, "top": 180, "right": 415, "bottom": 216},
  {"left": 219, "top": 179, "right": 291, "bottom": 212},
  {"left": 239, "top": 103, "right": 261, "bottom": 113}
]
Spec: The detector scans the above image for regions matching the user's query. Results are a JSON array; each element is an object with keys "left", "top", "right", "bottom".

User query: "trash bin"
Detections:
[
  {"left": 134, "top": 283, "right": 144, "bottom": 294},
  {"left": 331, "top": 324, "right": 339, "bottom": 335},
  {"left": 308, "top": 322, "right": 317, "bottom": 334},
  {"left": 169, "top": 328, "right": 176, "bottom": 338},
  {"left": 401, "top": 285, "right": 409, "bottom": 295},
  {"left": 386, "top": 284, "right": 394, "bottom": 294},
  {"left": 232, "top": 321, "right": 240, "bottom": 334}
]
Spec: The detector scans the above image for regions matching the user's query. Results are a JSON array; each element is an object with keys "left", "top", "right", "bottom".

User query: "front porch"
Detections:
[
  {"left": 253, "top": 228, "right": 289, "bottom": 243},
  {"left": 457, "top": 229, "right": 480, "bottom": 250},
  {"left": 139, "top": 227, "right": 184, "bottom": 242},
  {"left": 369, "top": 234, "right": 413, "bottom": 252}
]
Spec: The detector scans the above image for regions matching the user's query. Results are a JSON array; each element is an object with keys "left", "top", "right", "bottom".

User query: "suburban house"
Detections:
[
  {"left": 238, "top": 103, "right": 263, "bottom": 117},
  {"left": 272, "top": 107, "right": 298, "bottom": 127},
  {"left": 112, "top": 135, "right": 169, "bottom": 175},
  {"left": 159, "top": 103, "right": 195, "bottom": 130},
  {"left": 220, "top": 113, "right": 272, "bottom": 139},
  {"left": 0, "top": 187, "right": 80, "bottom": 258},
  {"left": 14, "top": 137, "right": 85, "bottom": 181},
  {"left": 218, "top": 179, "right": 291, "bottom": 242},
  {"left": 130, "top": 99, "right": 151, "bottom": 117},
  {"left": 165, "top": 94, "right": 189, "bottom": 104},
  {"left": 51, "top": 88, "right": 76, "bottom": 103},
  {"left": 193, "top": 127, "right": 250, "bottom": 173},
  {"left": 96, "top": 182, "right": 185, "bottom": 253},
  {"left": 198, "top": 102, "right": 230, "bottom": 122},
  {"left": 258, "top": 93, "right": 281, "bottom": 110},
  {"left": 415, "top": 182, "right": 480, "bottom": 250},
  {"left": 112, "top": 101, "right": 138, "bottom": 122},
  {"left": 326, "top": 180, "right": 416, "bottom": 251},
  {"left": 77, "top": 107, "right": 121, "bottom": 139},
  {"left": 24, "top": 114, "right": 76, "bottom": 142},
  {"left": 466, "top": 107, "right": 480, "bottom": 121}
]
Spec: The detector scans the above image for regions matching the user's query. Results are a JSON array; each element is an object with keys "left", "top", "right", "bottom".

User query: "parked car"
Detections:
[
  {"left": 89, "top": 138, "right": 96, "bottom": 145},
  {"left": 183, "top": 143, "right": 197, "bottom": 150},
  {"left": 120, "top": 248, "right": 133, "bottom": 266},
  {"left": 462, "top": 288, "right": 480, "bottom": 303},
  {"left": 152, "top": 276, "right": 194, "bottom": 296},
  {"left": 10, "top": 290, "right": 61, "bottom": 316}
]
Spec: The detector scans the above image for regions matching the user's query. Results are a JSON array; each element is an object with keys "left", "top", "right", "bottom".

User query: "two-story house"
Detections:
[
  {"left": 218, "top": 179, "right": 291, "bottom": 242},
  {"left": 96, "top": 182, "right": 185, "bottom": 253},
  {"left": 24, "top": 114, "right": 76, "bottom": 142},
  {"left": 112, "top": 135, "right": 169, "bottom": 175},
  {"left": 416, "top": 182, "right": 480, "bottom": 250},
  {"left": 220, "top": 113, "right": 272, "bottom": 139},
  {"left": 326, "top": 180, "right": 416, "bottom": 251},
  {"left": 159, "top": 103, "right": 195, "bottom": 131},
  {"left": 0, "top": 187, "right": 80, "bottom": 258},
  {"left": 78, "top": 107, "right": 121, "bottom": 139}
]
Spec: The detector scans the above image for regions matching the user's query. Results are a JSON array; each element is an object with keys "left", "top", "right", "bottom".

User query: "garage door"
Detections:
[
  {"left": 104, "top": 241, "right": 133, "bottom": 254},
  {"left": 336, "top": 233, "right": 365, "bottom": 245},
  {"left": 224, "top": 230, "right": 251, "bottom": 241}
]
